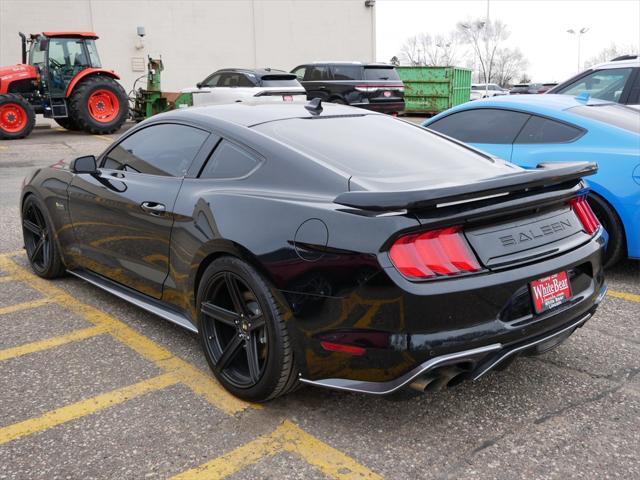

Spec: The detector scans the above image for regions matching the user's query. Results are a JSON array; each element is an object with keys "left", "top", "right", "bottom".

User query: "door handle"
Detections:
[{"left": 140, "top": 202, "right": 166, "bottom": 215}]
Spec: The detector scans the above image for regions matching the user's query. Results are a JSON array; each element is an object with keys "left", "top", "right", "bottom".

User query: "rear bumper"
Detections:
[
  {"left": 300, "top": 286, "right": 605, "bottom": 395},
  {"left": 291, "top": 229, "right": 607, "bottom": 390}
]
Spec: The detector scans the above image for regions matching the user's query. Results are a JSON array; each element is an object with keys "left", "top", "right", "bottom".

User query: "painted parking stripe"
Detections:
[
  {"left": 0, "top": 373, "right": 178, "bottom": 446},
  {"left": 171, "top": 420, "right": 383, "bottom": 480},
  {"left": 0, "top": 297, "right": 54, "bottom": 316},
  {"left": 0, "top": 325, "right": 108, "bottom": 362},
  {"left": 607, "top": 289, "right": 640, "bottom": 304},
  {"left": 93, "top": 135, "right": 113, "bottom": 142},
  {"left": 0, "top": 254, "right": 253, "bottom": 415},
  {"left": 0, "top": 276, "right": 14, "bottom": 283}
]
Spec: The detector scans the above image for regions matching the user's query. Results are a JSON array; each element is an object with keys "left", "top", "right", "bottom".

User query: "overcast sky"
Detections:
[{"left": 376, "top": 0, "right": 640, "bottom": 82}]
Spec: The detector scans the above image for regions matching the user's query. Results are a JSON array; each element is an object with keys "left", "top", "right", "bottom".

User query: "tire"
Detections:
[
  {"left": 197, "top": 256, "right": 299, "bottom": 402},
  {"left": 0, "top": 94, "right": 35, "bottom": 140},
  {"left": 54, "top": 116, "right": 82, "bottom": 131},
  {"left": 68, "top": 75, "right": 128, "bottom": 134},
  {"left": 588, "top": 193, "right": 626, "bottom": 268},
  {"left": 21, "top": 195, "right": 66, "bottom": 278}
]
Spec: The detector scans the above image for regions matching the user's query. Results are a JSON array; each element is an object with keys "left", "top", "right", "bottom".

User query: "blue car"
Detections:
[{"left": 423, "top": 94, "right": 640, "bottom": 267}]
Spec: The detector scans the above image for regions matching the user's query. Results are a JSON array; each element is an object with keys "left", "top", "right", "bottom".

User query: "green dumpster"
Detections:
[{"left": 397, "top": 66, "right": 471, "bottom": 115}]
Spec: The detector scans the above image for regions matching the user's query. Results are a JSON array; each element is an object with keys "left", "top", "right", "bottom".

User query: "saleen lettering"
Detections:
[{"left": 500, "top": 219, "right": 572, "bottom": 247}]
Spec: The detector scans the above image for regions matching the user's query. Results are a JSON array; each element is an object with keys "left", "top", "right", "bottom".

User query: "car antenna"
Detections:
[{"left": 305, "top": 98, "right": 323, "bottom": 115}]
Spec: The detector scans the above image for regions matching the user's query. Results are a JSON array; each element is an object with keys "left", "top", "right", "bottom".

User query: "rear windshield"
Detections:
[
  {"left": 568, "top": 104, "right": 640, "bottom": 133},
  {"left": 261, "top": 75, "right": 300, "bottom": 87},
  {"left": 253, "top": 115, "right": 510, "bottom": 190},
  {"left": 363, "top": 67, "right": 400, "bottom": 81}
]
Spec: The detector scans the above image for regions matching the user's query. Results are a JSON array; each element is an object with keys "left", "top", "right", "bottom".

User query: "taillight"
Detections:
[
  {"left": 355, "top": 84, "right": 405, "bottom": 93},
  {"left": 389, "top": 226, "right": 481, "bottom": 280},
  {"left": 570, "top": 196, "right": 600, "bottom": 234}
]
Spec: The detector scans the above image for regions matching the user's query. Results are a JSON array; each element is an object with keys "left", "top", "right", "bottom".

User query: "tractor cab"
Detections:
[{"left": 26, "top": 32, "right": 102, "bottom": 98}]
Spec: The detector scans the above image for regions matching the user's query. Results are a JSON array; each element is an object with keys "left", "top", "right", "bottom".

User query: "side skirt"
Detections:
[{"left": 67, "top": 269, "right": 198, "bottom": 333}]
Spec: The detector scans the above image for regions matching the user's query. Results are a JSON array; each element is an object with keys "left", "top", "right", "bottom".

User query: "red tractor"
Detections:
[{"left": 0, "top": 32, "right": 128, "bottom": 140}]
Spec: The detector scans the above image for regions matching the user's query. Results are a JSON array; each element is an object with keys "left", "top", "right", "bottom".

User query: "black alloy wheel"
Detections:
[
  {"left": 197, "top": 256, "right": 299, "bottom": 401},
  {"left": 21, "top": 196, "right": 65, "bottom": 278},
  {"left": 201, "top": 271, "right": 268, "bottom": 387}
]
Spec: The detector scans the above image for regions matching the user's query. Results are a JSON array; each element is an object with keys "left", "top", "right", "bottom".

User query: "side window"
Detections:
[
  {"left": 627, "top": 70, "right": 640, "bottom": 105},
  {"left": 555, "top": 68, "right": 633, "bottom": 102},
  {"left": 202, "top": 73, "right": 221, "bottom": 87},
  {"left": 515, "top": 116, "right": 584, "bottom": 144},
  {"left": 103, "top": 124, "right": 209, "bottom": 176},
  {"left": 427, "top": 109, "right": 531, "bottom": 144},
  {"left": 331, "top": 65, "right": 361, "bottom": 80},
  {"left": 200, "top": 140, "right": 260, "bottom": 179},
  {"left": 305, "top": 66, "right": 331, "bottom": 81},
  {"left": 237, "top": 74, "right": 255, "bottom": 87},
  {"left": 292, "top": 66, "right": 306, "bottom": 81}
]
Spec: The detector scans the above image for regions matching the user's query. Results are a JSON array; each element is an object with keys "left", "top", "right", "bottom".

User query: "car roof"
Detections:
[
  {"left": 212, "top": 68, "right": 294, "bottom": 78},
  {"left": 589, "top": 57, "right": 639, "bottom": 70},
  {"left": 299, "top": 61, "right": 395, "bottom": 67},
  {"left": 153, "top": 101, "right": 379, "bottom": 128}
]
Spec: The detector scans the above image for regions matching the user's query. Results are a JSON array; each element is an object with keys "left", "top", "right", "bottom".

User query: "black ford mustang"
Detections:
[{"left": 21, "top": 101, "right": 607, "bottom": 401}]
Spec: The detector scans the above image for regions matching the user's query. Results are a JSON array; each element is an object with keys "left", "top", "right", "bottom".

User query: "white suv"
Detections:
[
  {"left": 182, "top": 68, "right": 307, "bottom": 106},
  {"left": 547, "top": 55, "right": 639, "bottom": 108},
  {"left": 470, "top": 83, "right": 509, "bottom": 100}
]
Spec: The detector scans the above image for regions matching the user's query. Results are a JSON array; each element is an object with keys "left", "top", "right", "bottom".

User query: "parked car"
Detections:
[
  {"left": 181, "top": 68, "right": 307, "bottom": 106},
  {"left": 538, "top": 83, "right": 559, "bottom": 94},
  {"left": 471, "top": 83, "right": 509, "bottom": 99},
  {"left": 547, "top": 55, "right": 639, "bottom": 108},
  {"left": 291, "top": 62, "right": 405, "bottom": 114},
  {"left": 510, "top": 83, "right": 543, "bottom": 94},
  {"left": 21, "top": 100, "right": 606, "bottom": 401},
  {"left": 423, "top": 94, "right": 640, "bottom": 267}
]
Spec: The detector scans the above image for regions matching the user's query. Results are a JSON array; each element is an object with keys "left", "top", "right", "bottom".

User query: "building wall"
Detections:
[{"left": 0, "top": 0, "right": 376, "bottom": 92}]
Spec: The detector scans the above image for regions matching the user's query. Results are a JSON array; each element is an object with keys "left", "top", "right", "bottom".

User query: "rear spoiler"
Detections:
[{"left": 334, "top": 162, "right": 598, "bottom": 211}]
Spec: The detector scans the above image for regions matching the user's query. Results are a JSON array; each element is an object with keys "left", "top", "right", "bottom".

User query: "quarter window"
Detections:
[
  {"left": 515, "top": 116, "right": 584, "bottom": 144},
  {"left": 427, "top": 109, "right": 531, "bottom": 144},
  {"left": 202, "top": 73, "right": 221, "bottom": 87},
  {"left": 200, "top": 140, "right": 260, "bottom": 179},
  {"left": 103, "top": 124, "right": 209, "bottom": 176}
]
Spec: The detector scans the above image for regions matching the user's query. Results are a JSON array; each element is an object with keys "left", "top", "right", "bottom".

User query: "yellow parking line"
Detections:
[
  {"left": 0, "top": 276, "right": 14, "bottom": 283},
  {"left": 171, "top": 420, "right": 382, "bottom": 480},
  {"left": 0, "top": 297, "right": 54, "bottom": 316},
  {"left": 608, "top": 289, "right": 640, "bottom": 303},
  {"left": 0, "top": 254, "right": 252, "bottom": 415},
  {"left": 0, "top": 325, "right": 107, "bottom": 362},
  {"left": 93, "top": 135, "right": 113, "bottom": 141},
  {"left": 0, "top": 373, "right": 178, "bottom": 446},
  {"left": 0, "top": 145, "right": 7, "bottom": 150}
]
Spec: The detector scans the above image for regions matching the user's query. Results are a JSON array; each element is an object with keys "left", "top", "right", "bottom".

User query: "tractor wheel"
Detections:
[
  {"left": 68, "top": 76, "right": 128, "bottom": 135},
  {"left": 0, "top": 94, "right": 35, "bottom": 140},
  {"left": 54, "top": 117, "right": 82, "bottom": 131}
]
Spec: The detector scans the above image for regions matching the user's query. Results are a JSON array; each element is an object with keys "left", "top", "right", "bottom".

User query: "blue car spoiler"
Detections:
[{"left": 334, "top": 162, "right": 598, "bottom": 211}]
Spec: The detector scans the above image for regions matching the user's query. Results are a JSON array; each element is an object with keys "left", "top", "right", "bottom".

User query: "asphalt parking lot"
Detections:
[{"left": 0, "top": 123, "right": 639, "bottom": 480}]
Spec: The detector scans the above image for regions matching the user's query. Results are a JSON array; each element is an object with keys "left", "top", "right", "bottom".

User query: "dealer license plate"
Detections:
[{"left": 530, "top": 271, "right": 572, "bottom": 313}]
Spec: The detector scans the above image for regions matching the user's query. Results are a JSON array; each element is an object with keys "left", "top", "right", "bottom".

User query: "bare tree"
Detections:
[
  {"left": 493, "top": 47, "right": 528, "bottom": 87},
  {"left": 457, "top": 18, "right": 509, "bottom": 84},
  {"left": 399, "top": 32, "right": 463, "bottom": 66},
  {"left": 585, "top": 43, "right": 639, "bottom": 67}
]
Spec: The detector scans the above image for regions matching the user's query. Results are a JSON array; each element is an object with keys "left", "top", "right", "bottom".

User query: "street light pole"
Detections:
[{"left": 567, "top": 27, "right": 589, "bottom": 71}]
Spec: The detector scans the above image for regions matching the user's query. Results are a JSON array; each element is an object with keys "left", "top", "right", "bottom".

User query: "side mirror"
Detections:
[
  {"left": 71, "top": 155, "right": 97, "bottom": 174},
  {"left": 196, "top": 82, "right": 203, "bottom": 89}
]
